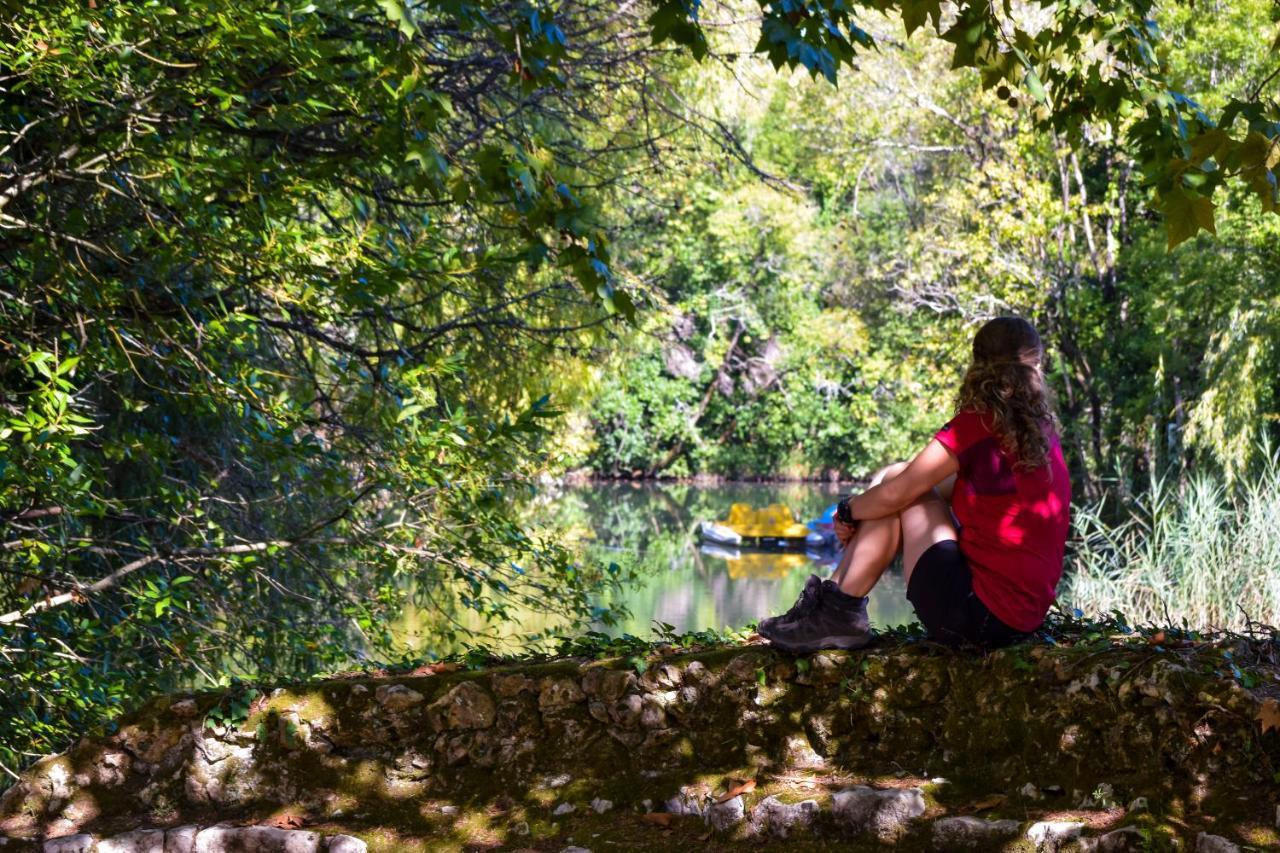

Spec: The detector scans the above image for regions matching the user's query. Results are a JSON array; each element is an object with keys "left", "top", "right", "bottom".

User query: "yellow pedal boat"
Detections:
[{"left": 700, "top": 503, "right": 822, "bottom": 550}]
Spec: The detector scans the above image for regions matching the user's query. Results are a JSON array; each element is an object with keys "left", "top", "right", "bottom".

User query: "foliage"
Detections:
[
  {"left": 0, "top": 0, "right": 682, "bottom": 780},
  {"left": 1063, "top": 448, "right": 1280, "bottom": 631},
  {"left": 2, "top": 0, "right": 1279, "bottom": 791},
  {"left": 568, "top": 1, "right": 1280, "bottom": 485},
  {"left": 648, "top": 0, "right": 1280, "bottom": 249},
  {"left": 583, "top": 173, "right": 953, "bottom": 478}
]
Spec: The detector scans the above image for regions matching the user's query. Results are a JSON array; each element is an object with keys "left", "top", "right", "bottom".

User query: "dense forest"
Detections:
[
  {"left": 572, "top": 2, "right": 1280, "bottom": 487},
  {"left": 2, "top": 0, "right": 1278, "bottom": 787}
]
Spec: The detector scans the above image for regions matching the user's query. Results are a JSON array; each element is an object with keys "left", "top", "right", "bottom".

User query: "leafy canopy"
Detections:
[{"left": 647, "top": 0, "right": 1280, "bottom": 248}]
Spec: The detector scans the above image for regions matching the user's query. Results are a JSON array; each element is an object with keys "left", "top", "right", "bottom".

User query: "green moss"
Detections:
[{"left": 5, "top": 636, "right": 1277, "bottom": 850}]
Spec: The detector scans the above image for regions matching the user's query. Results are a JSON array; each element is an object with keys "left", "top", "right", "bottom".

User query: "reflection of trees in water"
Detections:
[
  {"left": 545, "top": 480, "right": 845, "bottom": 549},
  {"left": 530, "top": 482, "right": 916, "bottom": 636},
  {"left": 650, "top": 568, "right": 791, "bottom": 634}
]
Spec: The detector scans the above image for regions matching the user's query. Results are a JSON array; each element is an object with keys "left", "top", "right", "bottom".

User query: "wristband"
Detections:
[{"left": 835, "top": 496, "right": 855, "bottom": 526}]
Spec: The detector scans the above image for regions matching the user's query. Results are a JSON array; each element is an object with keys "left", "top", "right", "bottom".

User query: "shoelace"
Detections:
[{"left": 780, "top": 579, "right": 823, "bottom": 622}]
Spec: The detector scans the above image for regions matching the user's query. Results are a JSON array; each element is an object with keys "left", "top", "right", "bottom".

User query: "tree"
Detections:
[
  {"left": 0, "top": 0, "right": 683, "bottom": 779},
  {"left": 649, "top": 0, "right": 1280, "bottom": 248}
]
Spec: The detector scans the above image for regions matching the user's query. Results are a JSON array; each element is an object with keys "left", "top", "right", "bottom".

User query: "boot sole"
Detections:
[{"left": 768, "top": 633, "right": 872, "bottom": 653}]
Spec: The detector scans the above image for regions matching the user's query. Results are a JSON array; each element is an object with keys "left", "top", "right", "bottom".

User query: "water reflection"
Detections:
[
  {"left": 391, "top": 481, "right": 920, "bottom": 656},
  {"left": 536, "top": 481, "right": 917, "bottom": 637}
]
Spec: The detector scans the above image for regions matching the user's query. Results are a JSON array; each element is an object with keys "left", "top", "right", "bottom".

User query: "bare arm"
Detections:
[{"left": 848, "top": 439, "right": 958, "bottom": 521}]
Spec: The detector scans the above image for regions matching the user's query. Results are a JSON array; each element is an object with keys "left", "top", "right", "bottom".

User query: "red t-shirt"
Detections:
[{"left": 933, "top": 409, "right": 1071, "bottom": 632}]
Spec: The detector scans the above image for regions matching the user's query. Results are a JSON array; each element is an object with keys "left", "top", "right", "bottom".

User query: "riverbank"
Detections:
[{"left": 4, "top": 624, "right": 1277, "bottom": 851}]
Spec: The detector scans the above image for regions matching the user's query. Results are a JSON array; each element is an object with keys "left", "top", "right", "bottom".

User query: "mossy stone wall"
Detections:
[{"left": 1, "top": 640, "right": 1275, "bottom": 846}]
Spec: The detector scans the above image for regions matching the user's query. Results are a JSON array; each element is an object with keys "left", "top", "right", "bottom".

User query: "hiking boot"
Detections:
[
  {"left": 758, "top": 574, "right": 823, "bottom": 638},
  {"left": 763, "top": 580, "right": 872, "bottom": 652}
]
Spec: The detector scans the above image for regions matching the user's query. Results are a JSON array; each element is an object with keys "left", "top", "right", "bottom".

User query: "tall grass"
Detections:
[{"left": 1063, "top": 455, "right": 1280, "bottom": 631}]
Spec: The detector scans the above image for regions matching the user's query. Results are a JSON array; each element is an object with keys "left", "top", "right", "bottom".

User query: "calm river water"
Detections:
[
  {"left": 534, "top": 480, "right": 917, "bottom": 637},
  {"left": 392, "top": 480, "right": 918, "bottom": 654}
]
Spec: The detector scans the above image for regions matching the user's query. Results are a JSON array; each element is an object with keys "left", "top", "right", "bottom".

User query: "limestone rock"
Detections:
[
  {"left": 581, "top": 668, "right": 634, "bottom": 704},
  {"left": 1081, "top": 826, "right": 1144, "bottom": 852},
  {"left": 373, "top": 684, "right": 423, "bottom": 712},
  {"left": 560, "top": 847, "right": 592, "bottom": 853},
  {"left": 43, "top": 836, "right": 94, "bottom": 853},
  {"left": 539, "top": 678, "right": 586, "bottom": 713},
  {"left": 831, "top": 786, "right": 925, "bottom": 842},
  {"left": 430, "top": 682, "right": 496, "bottom": 730},
  {"left": 641, "top": 664, "right": 682, "bottom": 690},
  {"left": 164, "top": 826, "right": 198, "bottom": 853},
  {"left": 1195, "top": 833, "right": 1241, "bottom": 853},
  {"left": 722, "top": 653, "right": 765, "bottom": 684},
  {"left": 669, "top": 686, "right": 699, "bottom": 718},
  {"left": 639, "top": 696, "right": 666, "bottom": 729},
  {"left": 193, "top": 826, "right": 321, "bottom": 853},
  {"left": 796, "top": 652, "right": 846, "bottom": 686},
  {"left": 747, "top": 795, "right": 818, "bottom": 838},
  {"left": 59, "top": 792, "right": 101, "bottom": 827},
  {"left": 589, "top": 798, "right": 613, "bottom": 814},
  {"left": 780, "top": 733, "right": 824, "bottom": 767},
  {"left": 740, "top": 355, "right": 777, "bottom": 396},
  {"left": 1027, "top": 820, "right": 1086, "bottom": 851},
  {"left": 491, "top": 674, "right": 535, "bottom": 698},
  {"left": 170, "top": 699, "right": 199, "bottom": 718},
  {"left": 3, "top": 641, "right": 1279, "bottom": 847},
  {"left": 552, "top": 803, "right": 575, "bottom": 816},
  {"left": 185, "top": 735, "right": 258, "bottom": 805},
  {"left": 664, "top": 790, "right": 704, "bottom": 817},
  {"left": 610, "top": 694, "right": 643, "bottom": 728},
  {"left": 648, "top": 689, "right": 679, "bottom": 710},
  {"left": 325, "top": 836, "right": 367, "bottom": 853},
  {"left": 706, "top": 795, "right": 745, "bottom": 832},
  {"left": 99, "top": 830, "right": 166, "bottom": 852},
  {"left": 662, "top": 343, "right": 701, "bottom": 381},
  {"left": 932, "top": 816, "right": 1021, "bottom": 850}
]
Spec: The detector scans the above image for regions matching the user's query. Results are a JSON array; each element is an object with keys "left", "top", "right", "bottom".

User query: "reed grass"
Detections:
[{"left": 1063, "top": 454, "right": 1280, "bottom": 631}]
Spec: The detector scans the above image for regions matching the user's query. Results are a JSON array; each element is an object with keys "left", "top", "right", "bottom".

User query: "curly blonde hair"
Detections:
[{"left": 955, "top": 317, "right": 1057, "bottom": 470}]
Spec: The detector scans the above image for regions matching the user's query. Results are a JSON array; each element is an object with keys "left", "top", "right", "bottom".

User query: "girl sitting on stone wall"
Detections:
[{"left": 758, "top": 316, "right": 1071, "bottom": 652}]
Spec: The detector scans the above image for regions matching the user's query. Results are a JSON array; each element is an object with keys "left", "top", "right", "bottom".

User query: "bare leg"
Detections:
[
  {"left": 898, "top": 489, "right": 960, "bottom": 586},
  {"left": 831, "top": 462, "right": 906, "bottom": 594},
  {"left": 831, "top": 513, "right": 901, "bottom": 596},
  {"left": 832, "top": 464, "right": 960, "bottom": 596}
]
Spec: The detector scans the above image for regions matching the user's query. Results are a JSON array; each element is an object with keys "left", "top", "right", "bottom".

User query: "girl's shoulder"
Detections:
[
  {"left": 950, "top": 407, "right": 997, "bottom": 434},
  {"left": 936, "top": 408, "right": 998, "bottom": 452}
]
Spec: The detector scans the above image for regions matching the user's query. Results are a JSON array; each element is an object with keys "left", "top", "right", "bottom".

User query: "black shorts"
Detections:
[{"left": 906, "top": 540, "right": 1029, "bottom": 647}]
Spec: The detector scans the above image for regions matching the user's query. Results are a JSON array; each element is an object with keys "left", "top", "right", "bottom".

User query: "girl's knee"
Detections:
[{"left": 870, "top": 460, "right": 909, "bottom": 486}]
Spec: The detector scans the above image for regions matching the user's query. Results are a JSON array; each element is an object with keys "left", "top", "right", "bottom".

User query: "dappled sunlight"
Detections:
[
  {"left": 4, "top": 6, "right": 1279, "bottom": 846},
  {"left": 1063, "top": 463, "right": 1280, "bottom": 629}
]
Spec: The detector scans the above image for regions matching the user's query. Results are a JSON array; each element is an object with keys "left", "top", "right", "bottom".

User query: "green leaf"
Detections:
[
  {"left": 900, "top": 0, "right": 942, "bottom": 37},
  {"left": 1160, "top": 186, "right": 1216, "bottom": 249},
  {"left": 1024, "top": 69, "right": 1046, "bottom": 104},
  {"left": 1188, "top": 128, "right": 1229, "bottom": 164},
  {"left": 397, "top": 403, "right": 425, "bottom": 422},
  {"left": 376, "top": 0, "right": 417, "bottom": 39}
]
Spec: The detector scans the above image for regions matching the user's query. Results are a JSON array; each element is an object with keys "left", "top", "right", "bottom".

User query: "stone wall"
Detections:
[{"left": 1, "top": 639, "right": 1277, "bottom": 851}]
